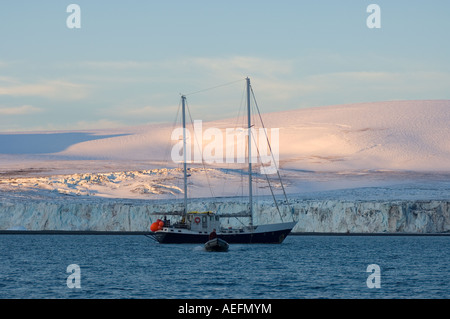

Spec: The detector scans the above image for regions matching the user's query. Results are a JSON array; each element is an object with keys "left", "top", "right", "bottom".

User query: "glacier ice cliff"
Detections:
[{"left": 0, "top": 194, "right": 449, "bottom": 234}]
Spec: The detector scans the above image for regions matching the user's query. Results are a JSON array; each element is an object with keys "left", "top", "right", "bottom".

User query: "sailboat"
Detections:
[{"left": 149, "top": 78, "right": 297, "bottom": 244}]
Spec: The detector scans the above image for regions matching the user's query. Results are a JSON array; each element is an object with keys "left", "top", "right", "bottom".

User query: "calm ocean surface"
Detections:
[{"left": 0, "top": 234, "right": 448, "bottom": 299}]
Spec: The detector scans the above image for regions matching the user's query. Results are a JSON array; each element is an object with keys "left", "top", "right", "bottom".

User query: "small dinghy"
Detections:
[{"left": 204, "top": 238, "right": 229, "bottom": 252}]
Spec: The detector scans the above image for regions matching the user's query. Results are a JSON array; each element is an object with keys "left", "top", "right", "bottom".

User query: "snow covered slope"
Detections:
[
  {"left": 3, "top": 99, "right": 450, "bottom": 170},
  {"left": 271, "top": 99, "right": 450, "bottom": 172},
  {"left": 1, "top": 100, "right": 450, "bottom": 200},
  {"left": 53, "top": 99, "right": 450, "bottom": 172}
]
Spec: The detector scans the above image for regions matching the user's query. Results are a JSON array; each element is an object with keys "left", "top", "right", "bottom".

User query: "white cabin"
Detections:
[{"left": 186, "top": 211, "right": 221, "bottom": 234}]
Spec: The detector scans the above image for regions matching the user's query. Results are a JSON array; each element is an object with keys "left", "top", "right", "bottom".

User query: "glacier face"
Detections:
[
  {"left": 289, "top": 200, "right": 449, "bottom": 234},
  {"left": 0, "top": 196, "right": 449, "bottom": 234}
]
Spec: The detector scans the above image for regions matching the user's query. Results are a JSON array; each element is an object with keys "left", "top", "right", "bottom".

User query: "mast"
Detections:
[
  {"left": 182, "top": 95, "right": 188, "bottom": 219},
  {"left": 246, "top": 77, "right": 253, "bottom": 227}
]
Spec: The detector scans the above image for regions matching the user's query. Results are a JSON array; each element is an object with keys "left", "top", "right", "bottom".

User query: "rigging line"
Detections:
[
  {"left": 162, "top": 98, "right": 182, "bottom": 167},
  {"left": 233, "top": 82, "right": 247, "bottom": 130},
  {"left": 249, "top": 127, "right": 284, "bottom": 223},
  {"left": 221, "top": 81, "right": 247, "bottom": 198},
  {"left": 250, "top": 87, "right": 287, "bottom": 197},
  {"left": 220, "top": 82, "right": 247, "bottom": 196},
  {"left": 167, "top": 97, "right": 183, "bottom": 204},
  {"left": 185, "top": 98, "right": 216, "bottom": 199},
  {"left": 183, "top": 78, "right": 245, "bottom": 96},
  {"left": 233, "top": 212, "right": 251, "bottom": 228},
  {"left": 250, "top": 86, "right": 295, "bottom": 220}
]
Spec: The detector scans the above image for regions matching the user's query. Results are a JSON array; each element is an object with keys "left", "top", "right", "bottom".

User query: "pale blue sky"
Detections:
[{"left": 1, "top": 1, "right": 450, "bottom": 131}]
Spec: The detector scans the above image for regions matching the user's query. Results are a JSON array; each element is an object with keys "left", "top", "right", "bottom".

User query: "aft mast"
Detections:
[
  {"left": 181, "top": 95, "right": 188, "bottom": 219},
  {"left": 246, "top": 77, "right": 254, "bottom": 228}
]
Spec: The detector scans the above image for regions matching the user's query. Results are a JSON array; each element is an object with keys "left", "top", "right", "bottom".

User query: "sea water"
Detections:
[{"left": 0, "top": 235, "right": 448, "bottom": 299}]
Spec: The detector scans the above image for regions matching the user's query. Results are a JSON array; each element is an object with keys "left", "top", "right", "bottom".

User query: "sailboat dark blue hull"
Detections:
[{"left": 152, "top": 222, "right": 296, "bottom": 244}]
